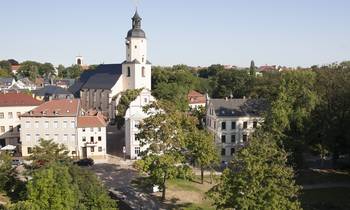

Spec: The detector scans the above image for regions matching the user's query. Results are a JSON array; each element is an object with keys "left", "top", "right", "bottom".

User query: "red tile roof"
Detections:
[
  {"left": 77, "top": 113, "right": 106, "bottom": 128},
  {"left": 187, "top": 90, "right": 206, "bottom": 104},
  {"left": 21, "top": 99, "right": 80, "bottom": 117},
  {"left": 0, "top": 93, "right": 42, "bottom": 107}
]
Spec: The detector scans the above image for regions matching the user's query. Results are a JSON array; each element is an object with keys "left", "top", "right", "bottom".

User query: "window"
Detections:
[
  {"left": 142, "top": 57, "right": 144, "bottom": 62},
  {"left": 82, "top": 128, "right": 86, "bottom": 132},
  {"left": 214, "top": 121, "right": 216, "bottom": 129},
  {"left": 35, "top": 134, "right": 40, "bottom": 142},
  {"left": 135, "top": 147, "right": 140, "bottom": 155},
  {"left": 243, "top": 134, "right": 248, "bottom": 142},
  {"left": 45, "top": 134, "right": 50, "bottom": 139},
  {"left": 231, "top": 148, "right": 235, "bottom": 156},
  {"left": 0, "top": 126, "right": 4, "bottom": 133},
  {"left": 243, "top": 121, "right": 248, "bottom": 129},
  {"left": 127, "top": 67, "right": 131, "bottom": 77},
  {"left": 221, "top": 135, "right": 226, "bottom": 143},
  {"left": 98, "top": 136, "right": 102, "bottom": 141},
  {"left": 35, "top": 121, "right": 39, "bottom": 128},
  {"left": 27, "top": 147, "right": 33, "bottom": 154},
  {"left": 71, "top": 134, "right": 76, "bottom": 142},
  {"left": 144, "top": 98, "right": 147, "bottom": 103},
  {"left": 54, "top": 134, "right": 59, "bottom": 142},
  {"left": 91, "top": 147, "right": 94, "bottom": 152},
  {"left": 53, "top": 121, "right": 58, "bottom": 128},
  {"left": 90, "top": 136, "right": 94, "bottom": 142},
  {"left": 72, "top": 151, "right": 76, "bottom": 155},
  {"left": 9, "top": 126, "right": 13, "bottom": 132},
  {"left": 98, "top": 147, "right": 102, "bottom": 152},
  {"left": 44, "top": 121, "right": 49, "bottom": 129},
  {"left": 231, "top": 135, "right": 236, "bottom": 143},
  {"left": 0, "top": 112, "right": 4, "bottom": 119},
  {"left": 82, "top": 136, "right": 86, "bottom": 142},
  {"left": 231, "top": 122, "right": 236, "bottom": 129},
  {"left": 142, "top": 67, "right": 145, "bottom": 77},
  {"left": 70, "top": 121, "right": 75, "bottom": 128},
  {"left": 253, "top": 121, "right": 258, "bottom": 128},
  {"left": 98, "top": 127, "right": 101, "bottom": 132},
  {"left": 25, "top": 121, "right": 30, "bottom": 128},
  {"left": 221, "top": 148, "right": 226, "bottom": 156},
  {"left": 8, "top": 112, "right": 13, "bottom": 119},
  {"left": 16, "top": 112, "right": 21, "bottom": 117},
  {"left": 26, "top": 134, "right": 30, "bottom": 141},
  {"left": 17, "top": 125, "right": 20, "bottom": 132},
  {"left": 221, "top": 122, "right": 226, "bottom": 130},
  {"left": 63, "top": 121, "right": 67, "bottom": 128},
  {"left": 90, "top": 128, "right": 93, "bottom": 132},
  {"left": 134, "top": 45, "right": 137, "bottom": 49},
  {"left": 63, "top": 134, "right": 68, "bottom": 142}
]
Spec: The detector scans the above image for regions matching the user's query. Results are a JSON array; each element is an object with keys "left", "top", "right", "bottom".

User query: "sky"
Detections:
[{"left": 1, "top": 0, "right": 349, "bottom": 67}]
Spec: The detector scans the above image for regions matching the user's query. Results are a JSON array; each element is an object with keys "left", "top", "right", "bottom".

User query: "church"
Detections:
[{"left": 70, "top": 11, "right": 155, "bottom": 159}]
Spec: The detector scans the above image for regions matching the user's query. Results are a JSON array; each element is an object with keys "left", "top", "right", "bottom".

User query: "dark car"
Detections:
[{"left": 74, "top": 158, "right": 94, "bottom": 167}]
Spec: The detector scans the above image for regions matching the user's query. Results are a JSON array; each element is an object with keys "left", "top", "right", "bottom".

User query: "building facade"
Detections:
[
  {"left": 20, "top": 99, "right": 107, "bottom": 159},
  {"left": 0, "top": 93, "right": 42, "bottom": 154},
  {"left": 206, "top": 98, "right": 266, "bottom": 162}
]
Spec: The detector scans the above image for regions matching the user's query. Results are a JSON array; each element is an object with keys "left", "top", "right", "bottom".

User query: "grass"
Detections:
[{"left": 301, "top": 187, "right": 350, "bottom": 210}]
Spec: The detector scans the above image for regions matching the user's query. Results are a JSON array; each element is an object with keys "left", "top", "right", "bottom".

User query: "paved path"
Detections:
[{"left": 90, "top": 158, "right": 161, "bottom": 210}]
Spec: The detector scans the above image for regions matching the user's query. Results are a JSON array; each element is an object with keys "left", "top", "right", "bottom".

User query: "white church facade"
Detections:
[{"left": 70, "top": 11, "right": 154, "bottom": 159}]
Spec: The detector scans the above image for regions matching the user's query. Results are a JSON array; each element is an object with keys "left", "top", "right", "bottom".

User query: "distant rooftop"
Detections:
[
  {"left": 209, "top": 98, "right": 267, "bottom": 117},
  {"left": 0, "top": 92, "right": 42, "bottom": 107},
  {"left": 22, "top": 99, "right": 80, "bottom": 117}
]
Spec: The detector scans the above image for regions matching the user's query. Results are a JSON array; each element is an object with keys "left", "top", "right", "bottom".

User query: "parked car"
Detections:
[
  {"left": 12, "top": 159, "right": 23, "bottom": 166},
  {"left": 74, "top": 158, "right": 94, "bottom": 167}
]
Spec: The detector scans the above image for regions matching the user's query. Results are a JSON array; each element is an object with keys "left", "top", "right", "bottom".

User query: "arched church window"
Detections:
[
  {"left": 142, "top": 67, "right": 145, "bottom": 77},
  {"left": 142, "top": 57, "right": 144, "bottom": 62},
  {"left": 135, "top": 45, "right": 137, "bottom": 49},
  {"left": 127, "top": 67, "right": 131, "bottom": 77},
  {"left": 77, "top": 59, "right": 82, "bottom": 65}
]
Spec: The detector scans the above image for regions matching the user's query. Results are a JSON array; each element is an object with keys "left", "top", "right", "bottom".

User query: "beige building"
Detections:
[
  {"left": 0, "top": 93, "right": 42, "bottom": 154},
  {"left": 206, "top": 98, "right": 266, "bottom": 162},
  {"left": 20, "top": 99, "right": 107, "bottom": 159}
]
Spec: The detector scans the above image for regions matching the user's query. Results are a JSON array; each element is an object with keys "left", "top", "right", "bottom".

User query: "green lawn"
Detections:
[{"left": 301, "top": 187, "right": 350, "bottom": 210}]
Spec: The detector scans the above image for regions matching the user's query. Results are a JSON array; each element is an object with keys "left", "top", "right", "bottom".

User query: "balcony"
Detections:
[{"left": 85, "top": 142, "right": 98, "bottom": 146}]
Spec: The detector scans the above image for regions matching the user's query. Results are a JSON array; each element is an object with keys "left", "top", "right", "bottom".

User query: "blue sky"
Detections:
[{"left": 1, "top": 0, "right": 349, "bottom": 67}]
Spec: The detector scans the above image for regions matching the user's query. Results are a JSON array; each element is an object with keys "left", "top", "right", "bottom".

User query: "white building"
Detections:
[
  {"left": 125, "top": 89, "right": 155, "bottom": 159},
  {"left": 20, "top": 99, "right": 107, "bottom": 159},
  {"left": 206, "top": 98, "right": 266, "bottom": 162},
  {"left": 0, "top": 93, "right": 42, "bottom": 154}
]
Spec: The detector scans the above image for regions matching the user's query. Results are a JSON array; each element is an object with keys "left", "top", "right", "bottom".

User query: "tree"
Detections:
[
  {"left": 249, "top": 60, "right": 256, "bottom": 76},
  {"left": 0, "top": 152, "right": 12, "bottom": 191},
  {"left": 186, "top": 130, "right": 219, "bottom": 184},
  {"left": 66, "top": 65, "right": 82, "bottom": 79},
  {"left": 212, "top": 70, "right": 252, "bottom": 98},
  {"left": 27, "top": 139, "right": 71, "bottom": 169},
  {"left": 135, "top": 101, "right": 197, "bottom": 201},
  {"left": 207, "top": 132, "right": 302, "bottom": 210},
  {"left": 39, "top": 62, "right": 55, "bottom": 77},
  {"left": 69, "top": 165, "right": 117, "bottom": 210},
  {"left": 57, "top": 64, "right": 67, "bottom": 78},
  {"left": 11, "top": 163, "right": 79, "bottom": 210},
  {"left": 17, "top": 61, "right": 41, "bottom": 81}
]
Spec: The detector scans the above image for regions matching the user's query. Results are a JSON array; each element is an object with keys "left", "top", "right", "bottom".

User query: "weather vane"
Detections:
[{"left": 131, "top": 0, "right": 140, "bottom": 10}]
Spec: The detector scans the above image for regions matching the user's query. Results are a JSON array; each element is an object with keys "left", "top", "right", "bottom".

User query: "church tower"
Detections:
[{"left": 123, "top": 10, "right": 151, "bottom": 90}]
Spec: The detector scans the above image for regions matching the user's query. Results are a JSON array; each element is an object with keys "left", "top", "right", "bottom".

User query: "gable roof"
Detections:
[
  {"left": 0, "top": 93, "right": 42, "bottom": 107},
  {"left": 209, "top": 98, "right": 267, "bottom": 117},
  {"left": 81, "top": 64, "right": 122, "bottom": 90},
  {"left": 77, "top": 113, "right": 106, "bottom": 128},
  {"left": 188, "top": 90, "right": 206, "bottom": 104},
  {"left": 33, "top": 85, "right": 72, "bottom": 96},
  {"left": 21, "top": 99, "right": 80, "bottom": 117}
]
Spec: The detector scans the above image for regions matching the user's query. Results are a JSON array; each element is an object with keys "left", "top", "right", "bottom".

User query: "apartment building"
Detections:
[
  {"left": 0, "top": 93, "right": 42, "bottom": 153},
  {"left": 206, "top": 98, "right": 266, "bottom": 162},
  {"left": 20, "top": 99, "right": 107, "bottom": 159}
]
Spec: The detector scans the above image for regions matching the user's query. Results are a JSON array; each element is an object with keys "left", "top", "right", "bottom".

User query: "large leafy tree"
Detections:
[
  {"left": 207, "top": 132, "right": 302, "bottom": 210},
  {"left": 212, "top": 70, "right": 252, "bottom": 98},
  {"left": 135, "top": 101, "right": 197, "bottom": 201},
  {"left": 0, "top": 152, "right": 13, "bottom": 191},
  {"left": 186, "top": 130, "right": 219, "bottom": 184},
  {"left": 27, "top": 139, "right": 71, "bottom": 169}
]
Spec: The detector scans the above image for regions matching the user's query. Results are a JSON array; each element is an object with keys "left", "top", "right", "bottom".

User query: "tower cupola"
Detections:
[{"left": 127, "top": 10, "right": 146, "bottom": 38}]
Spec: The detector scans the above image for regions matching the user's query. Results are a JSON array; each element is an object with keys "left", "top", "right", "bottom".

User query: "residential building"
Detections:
[
  {"left": 206, "top": 98, "right": 266, "bottom": 162},
  {"left": 188, "top": 90, "right": 206, "bottom": 109},
  {"left": 20, "top": 99, "right": 107, "bottom": 159},
  {"left": 33, "top": 85, "right": 74, "bottom": 101},
  {"left": 0, "top": 77, "right": 15, "bottom": 91},
  {"left": 77, "top": 113, "right": 107, "bottom": 159},
  {"left": 125, "top": 89, "right": 156, "bottom": 159},
  {"left": 0, "top": 93, "right": 42, "bottom": 153}
]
